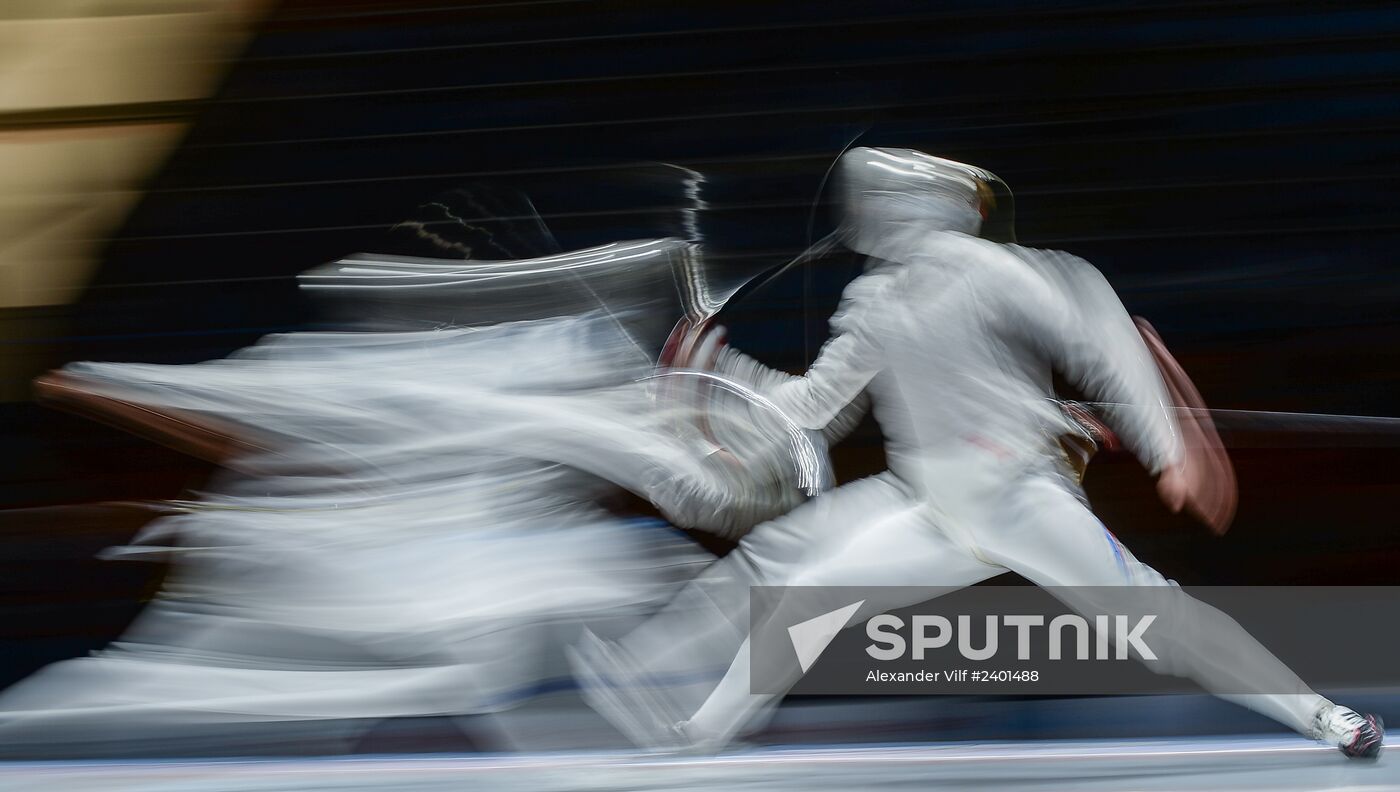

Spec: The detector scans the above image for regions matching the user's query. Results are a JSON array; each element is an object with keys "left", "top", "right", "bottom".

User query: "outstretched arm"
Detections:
[
  {"left": 720, "top": 272, "right": 888, "bottom": 433},
  {"left": 713, "top": 344, "right": 872, "bottom": 443}
]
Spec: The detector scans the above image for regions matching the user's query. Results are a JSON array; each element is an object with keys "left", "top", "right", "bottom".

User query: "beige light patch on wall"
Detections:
[
  {"left": 0, "top": 0, "right": 267, "bottom": 309},
  {"left": 0, "top": 1, "right": 268, "bottom": 399}
]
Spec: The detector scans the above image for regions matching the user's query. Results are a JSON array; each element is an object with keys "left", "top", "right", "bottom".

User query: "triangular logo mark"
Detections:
[{"left": 787, "top": 600, "right": 865, "bottom": 673}]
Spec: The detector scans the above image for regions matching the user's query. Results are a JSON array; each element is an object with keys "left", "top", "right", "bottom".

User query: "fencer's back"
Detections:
[{"left": 859, "top": 231, "right": 1075, "bottom": 497}]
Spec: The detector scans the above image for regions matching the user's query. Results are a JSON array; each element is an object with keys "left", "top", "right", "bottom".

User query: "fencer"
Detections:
[
  {"left": 571, "top": 147, "right": 1382, "bottom": 759},
  {"left": 0, "top": 240, "right": 820, "bottom": 753}
]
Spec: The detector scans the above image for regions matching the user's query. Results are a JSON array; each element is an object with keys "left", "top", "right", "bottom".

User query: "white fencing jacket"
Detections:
[{"left": 720, "top": 226, "right": 1183, "bottom": 506}]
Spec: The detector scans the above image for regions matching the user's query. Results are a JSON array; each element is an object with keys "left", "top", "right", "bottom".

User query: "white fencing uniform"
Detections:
[
  {"left": 608, "top": 149, "right": 1329, "bottom": 749},
  {"left": 0, "top": 243, "right": 813, "bottom": 750}
]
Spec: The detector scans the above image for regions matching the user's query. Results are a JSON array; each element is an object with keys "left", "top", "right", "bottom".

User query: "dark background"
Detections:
[{"left": 1, "top": 0, "right": 1397, "bottom": 692}]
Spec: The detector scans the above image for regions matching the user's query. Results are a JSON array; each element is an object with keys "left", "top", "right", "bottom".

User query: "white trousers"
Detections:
[{"left": 619, "top": 466, "right": 1327, "bottom": 747}]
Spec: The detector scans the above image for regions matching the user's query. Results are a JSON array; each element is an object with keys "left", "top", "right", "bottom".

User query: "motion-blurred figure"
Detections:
[
  {"left": 0, "top": 234, "right": 819, "bottom": 754},
  {"left": 572, "top": 147, "right": 1382, "bottom": 759}
]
